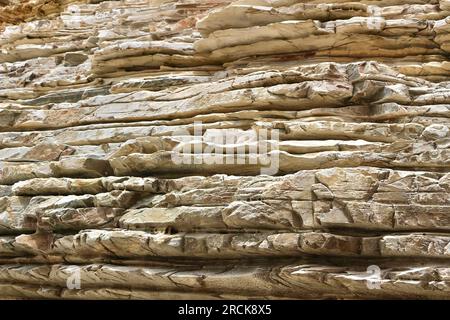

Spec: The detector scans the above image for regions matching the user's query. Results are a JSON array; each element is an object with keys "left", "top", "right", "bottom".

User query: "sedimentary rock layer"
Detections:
[{"left": 0, "top": 0, "right": 449, "bottom": 299}]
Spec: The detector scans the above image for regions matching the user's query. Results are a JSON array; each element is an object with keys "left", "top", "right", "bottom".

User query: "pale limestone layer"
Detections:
[{"left": 0, "top": 0, "right": 449, "bottom": 300}]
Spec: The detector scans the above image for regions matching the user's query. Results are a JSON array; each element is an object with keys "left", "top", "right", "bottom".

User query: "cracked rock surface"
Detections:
[{"left": 0, "top": 0, "right": 449, "bottom": 299}]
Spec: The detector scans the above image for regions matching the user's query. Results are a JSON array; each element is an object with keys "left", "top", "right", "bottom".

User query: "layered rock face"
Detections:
[{"left": 0, "top": 0, "right": 449, "bottom": 299}]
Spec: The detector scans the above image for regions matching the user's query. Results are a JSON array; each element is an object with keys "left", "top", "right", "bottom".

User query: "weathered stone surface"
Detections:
[
  {"left": 0, "top": 0, "right": 449, "bottom": 300},
  {"left": 0, "top": 261, "right": 450, "bottom": 299}
]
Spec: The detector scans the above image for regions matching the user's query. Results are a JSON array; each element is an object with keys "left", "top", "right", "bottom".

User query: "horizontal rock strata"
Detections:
[{"left": 0, "top": 0, "right": 449, "bottom": 299}]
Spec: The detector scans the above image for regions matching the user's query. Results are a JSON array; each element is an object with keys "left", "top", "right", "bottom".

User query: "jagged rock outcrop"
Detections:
[{"left": 0, "top": 0, "right": 449, "bottom": 299}]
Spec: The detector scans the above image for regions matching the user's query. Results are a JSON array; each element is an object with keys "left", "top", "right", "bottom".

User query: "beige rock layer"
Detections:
[{"left": 0, "top": 0, "right": 449, "bottom": 299}]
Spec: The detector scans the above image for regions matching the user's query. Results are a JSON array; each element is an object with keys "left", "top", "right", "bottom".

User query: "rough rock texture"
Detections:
[{"left": 0, "top": 0, "right": 449, "bottom": 299}]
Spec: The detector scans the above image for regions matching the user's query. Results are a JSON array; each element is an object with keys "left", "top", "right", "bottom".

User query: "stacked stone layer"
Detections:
[{"left": 0, "top": 0, "right": 449, "bottom": 299}]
